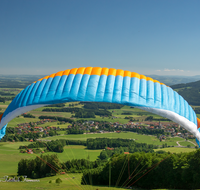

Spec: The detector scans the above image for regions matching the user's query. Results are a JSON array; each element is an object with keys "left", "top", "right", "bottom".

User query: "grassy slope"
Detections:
[{"left": 0, "top": 173, "right": 126, "bottom": 190}]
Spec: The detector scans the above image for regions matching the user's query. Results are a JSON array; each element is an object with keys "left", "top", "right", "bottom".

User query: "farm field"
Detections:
[
  {"left": 7, "top": 116, "right": 40, "bottom": 127},
  {"left": 154, "top": 147, "right": 196, "bottom": 153},
  {"left": 37, "top": 145, "right": 102, "bottom": 162},
  {"left": 32, "top": 110, "right": 73, "bottom": 118},
  {"left": 178, "top": 140, "right": 196, "bottom": 147},
  {"left": 40, "top": 132, "right": 196, "bottom": 147},
  {"left": 0, "top": 142, "right": 34, "bottom": 177},
  {"left": 0, "top": 142, "right": 102, "bottom": 178},
  {"left": 0, "top": 173, "right": 127, "bottom": 190},
  {"left": 37, "top": 122, "right": 71, "bottom": 128},
  {"left": 0, "top": 101, "right": 11, "bottom": 106}
]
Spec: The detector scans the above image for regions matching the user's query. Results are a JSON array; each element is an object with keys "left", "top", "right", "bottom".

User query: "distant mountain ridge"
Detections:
[
  {"left": 171, "top": 80, "right": 200, "bottom": 106},
  {"left": 148, "top": 75, "right": 200, "bottom": 86}
]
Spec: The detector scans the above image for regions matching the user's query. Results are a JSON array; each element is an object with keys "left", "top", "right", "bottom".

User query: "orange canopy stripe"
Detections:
[
  {"left": 0, "top": 113, "right": 3, "bottom": 123},
  {"left": 33, "top": 67, "right": 166, "bottom": 86},
  {"left": 197, "top": 118, "right": 200, "bottom": 128}
]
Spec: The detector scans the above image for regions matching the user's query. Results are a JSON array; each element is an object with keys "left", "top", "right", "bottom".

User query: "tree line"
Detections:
[
  {"left": 145, "top": 116, "right": 170, "bottom": 121},
  {"left": 19, "top": 139, "right": 87, "bottom": 153},
  {"left": 19, "top": 140, "right": 66, "bottom": 153},
  {"left": 0, "top": 96, "right": 14, "bottom": 103},
  {"left": 18, "top": 155, "right": 103, "bottom": 178},
  {"left": 0, "top": 91, "right": 15, "bottom": 96},
  {"left": 86, "top": 138, "right": 158, "bottom": 151},
  {"left": 82, "top": 102, "right": 124, "bottom": 110},
  {"left": 122, "top": 127, "right": 165, "bottom": 136},
  {"left": 98, "top": 146, "right": 155, "bottom": 160},
  {"left": 42, "top": 107, "right": 112, "bottom": 118},
  {"left": 45, "top": 103, "right": 65, "bottom": 107},
  {"left": 18, "top": 154, "right": 61, "bottom": 178},
  {"left": 82, "top": 149, "right": 200, "bottom": 189},
  {"left": 38, "top": 115, "right": 74, "bottom": 123},
  {"left": 42, "top": 107, "right": 81, "bottom": 112},
  {"left": 64, "top": 159, "right": 102, "bottom": 173},
  {"left": 23, "top": 113, "right": 35, "bottom": 118}
]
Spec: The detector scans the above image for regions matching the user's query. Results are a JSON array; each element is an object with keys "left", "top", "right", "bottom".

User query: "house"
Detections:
[
  {"left": 27, "top": 149, "right": 33, "bottom": 154},
  {"left": 107, "top": 147, "right": 114, "bottom": 150},
  {"left": 124, "top": 152, "right": 129, "bottom": 154}
]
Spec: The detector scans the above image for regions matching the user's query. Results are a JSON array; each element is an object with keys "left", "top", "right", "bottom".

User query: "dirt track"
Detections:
[{"left": 0, "top": 105, "right": 8, "bottom": 108}]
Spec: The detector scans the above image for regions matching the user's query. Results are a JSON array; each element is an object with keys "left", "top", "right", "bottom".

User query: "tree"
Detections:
[
  {"left": 145, "top": 116, "right": 153, "bottom": 121},
  {"left": 99, "top": 151, "right": 109, "bottom": 160},
  {"left": 19, "top": 176, "right": 24, "bottom": 181},
  {"left": 55, "top": 178, "right": 62, "bottom": 184}
]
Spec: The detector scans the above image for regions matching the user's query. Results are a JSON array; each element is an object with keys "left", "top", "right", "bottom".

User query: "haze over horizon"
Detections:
[{"left": 1, "top": 0, "right": 200, "bottom": 76}]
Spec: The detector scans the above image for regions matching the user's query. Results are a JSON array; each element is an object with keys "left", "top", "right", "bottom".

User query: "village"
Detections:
[{"left": 12, "top": 118, "right": 194, "bottom": 142}]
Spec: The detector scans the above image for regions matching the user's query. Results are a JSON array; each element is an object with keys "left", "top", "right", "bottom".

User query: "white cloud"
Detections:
[{"left": 164, "top": 68, "right": 184, "bottom": 72}]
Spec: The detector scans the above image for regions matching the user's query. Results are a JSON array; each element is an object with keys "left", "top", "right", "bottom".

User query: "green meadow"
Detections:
[
  {"left": 39, "top": 132, "right": 196, "bottom": 147},
  {"left": 0, "top": 142, "right": 102, "bottom": 178},
  {"left": 38, "top": 145, "right": 102, "bottom": 163},
  {"left": 178, "top": 140, "right": 196, "bottom": 147},
  {"left": 0, "top": 142, "right": 34, "bottom": 177},
  {"left": 154, "top": 147, "right": 196, "bottom": 153},
  {"left": 0, "top": 173, "right": 127, "bottom": 190}
]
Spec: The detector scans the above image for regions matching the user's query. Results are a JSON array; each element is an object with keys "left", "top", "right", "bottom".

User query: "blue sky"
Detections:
[{"left": 0, "top": 0, "right": 200, "bottom": 76}]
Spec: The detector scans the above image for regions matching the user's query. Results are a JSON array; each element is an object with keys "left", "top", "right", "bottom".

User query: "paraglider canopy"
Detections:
[{"left": 0, "top": 67, "right": 200, "bottom": 146}]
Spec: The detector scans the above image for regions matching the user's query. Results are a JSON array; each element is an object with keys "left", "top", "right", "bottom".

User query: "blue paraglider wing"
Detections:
[{"left": 0, "top": 67, "right": 199, "bottom": 145}]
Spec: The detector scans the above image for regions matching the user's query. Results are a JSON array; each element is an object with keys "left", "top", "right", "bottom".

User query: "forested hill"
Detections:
[
  {"left": 149, "top": 75, "right": 200, "bottom": 86},
  {"left": 171, "top": 80, "right": 200, "bottom": 106}
]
